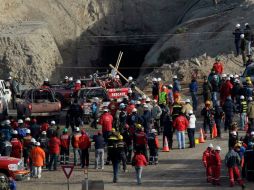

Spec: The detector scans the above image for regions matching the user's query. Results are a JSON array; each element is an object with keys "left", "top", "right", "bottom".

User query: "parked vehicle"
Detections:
[
  {"left": 240, "top": 63, "right": 254, "bottom": 84},
  {"left": 0, "top": 156, "right": 30, "bottom": 180},
  {"left": 16, "top": 88, "right": 61, "bottom": 119}
]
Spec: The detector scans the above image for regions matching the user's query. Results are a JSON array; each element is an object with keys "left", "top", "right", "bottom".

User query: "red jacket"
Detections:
[
  {"left": 134, "top": 131, "right": 147, "bottom": 145},
  {"left": 133, "top": 153, "right": 148, "bottom": 166},
  {"left": 78, "top": 134, "right": 91, "bottom": 149},
  {"left": 108, "top": 102, "right": 118, "bottom": 117},
  {"left": 11, "top": 121, "right": 18, "bottom": 130},
  {"left": 49, "top": 137, "right": 61, "bottom": 154},
  {"left": 202, "top": 148, "right": 212, "bottom": 167},
  {"left": 213, "top": 62, "right": 223, "bottom": 75},
  {"left": 41, "top": 122, "right": 49, "bottom": 132},
  {"left": 173, "top": 115, "right": 189, "bottom": 131},
  {"left": 74, "top": 83, "right": 81, "bottom": 92},
  {"left": 10, "top": 138, "right": 23, "bottom": 158},
  {"left": 99, "top": 112, "right": 113, "bottom": 132},
  {"left": 126, "top": 104, "right": 135, "bottom": 115},
  {"left": 220, "top": 80, "right": 233, "bottom": 103},
  {"left": 210, "top": 150, "right": 221, "bottom": 167},
  {"left": 60, "top": 134, "right": 70, "bottom": 149}
]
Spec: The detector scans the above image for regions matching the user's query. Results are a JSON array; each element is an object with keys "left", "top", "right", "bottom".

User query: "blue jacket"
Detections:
[
  {"left": 223, "top": 99, "right": 235, "bottom": 117},
  {"left": 173, "top": 80, "right": 181, "bottom": 93},
  {"left": 189, "top": 81, "right": 198, "bottom": 93}
]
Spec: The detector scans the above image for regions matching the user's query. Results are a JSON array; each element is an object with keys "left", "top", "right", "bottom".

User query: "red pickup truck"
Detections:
[
  {"left": 0, "top": 156, "right": 30, "bottom": 180},
  {"left": 16, "top": 88, "right": 61, "bottom": 119}
]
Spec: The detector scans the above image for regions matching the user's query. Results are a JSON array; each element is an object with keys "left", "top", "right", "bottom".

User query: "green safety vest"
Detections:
[{"left": 159, "top": 92, "right": 167, "bottom": 104}]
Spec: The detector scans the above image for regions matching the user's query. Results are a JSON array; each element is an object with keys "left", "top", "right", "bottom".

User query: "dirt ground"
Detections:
[{"left": 16, "top": 122, "right": 254, "bottom": 190}]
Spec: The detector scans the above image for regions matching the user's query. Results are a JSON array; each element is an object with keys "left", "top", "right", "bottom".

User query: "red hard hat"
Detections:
[
  {"left": 125, "top": 124, "right": 129, "bottom": 129},
  {"left": 32, "top": 118, "right": 37, "bottom": 123}
]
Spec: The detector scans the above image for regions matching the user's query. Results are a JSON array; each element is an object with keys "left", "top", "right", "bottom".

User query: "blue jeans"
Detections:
[
  {"left": 247, "top": 40, "right": 252, "bottom": 55},
  {"left": 240, "top": 113, "right": 247, "bottom": 130},
  {"left": 112, "top": 160, "right": 119, "bottom": 182},
  {"left": 191, "top": 92, "right": 198, "bottom": 111},
  {"left": 212, "top": 92, "right": 219, "bottom": 106},
  {"left": 135, "top": 166, "right": 143, "bottom": 184},
  {"left": 176, "top": 131, "right": 185, "bottom": 149},
  {"left": 73, "top": 148, "right": 80, "bottom": 165}
]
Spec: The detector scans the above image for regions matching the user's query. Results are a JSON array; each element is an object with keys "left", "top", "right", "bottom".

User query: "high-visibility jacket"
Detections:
[
  {"left": 71, "top": 133, "right": 81, "bottom": 148},
  {"left": 159, "top": 92, "right": 167, "bottom": 104},
  {"left": 30, "top": 147, "right": 45, "bottom": 167}
]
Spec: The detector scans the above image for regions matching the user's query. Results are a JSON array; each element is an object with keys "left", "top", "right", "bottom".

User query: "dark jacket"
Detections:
[
  {"left": 223, "top": 99, "right": 235, "bottom": 117},
  {"left": 93, "top": 134, "right": 104, "bottom": 149},
  {"left": 225, "top": 149, "right": 241, "bottom": 168},
  {"left": 233, "top": 28, "right": 242, "bottom": 41}
]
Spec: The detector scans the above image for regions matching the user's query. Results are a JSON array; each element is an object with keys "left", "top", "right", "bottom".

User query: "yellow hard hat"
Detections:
[
  {"left": 112, "top": 128, "right": 116, "bottom": 132},
  {"left": 205, "top": 100, "right": 211, "bottom": 105},
  {"left": 118, "top": 135, "right": 123, "bottom": 140},
  {"left": 246, "top": 77, "right": 251, "bottom": 81},
  {"left": 136, "top": 124, "right": 142, "bottom": 129},
  {"left": 247, "top": 80, "right": 252, "bottom": 85}
]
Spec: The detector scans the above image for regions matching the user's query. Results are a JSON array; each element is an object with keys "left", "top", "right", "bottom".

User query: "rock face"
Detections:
[
  {"left": 0, "top": 0, "right": 188, "bottom": 84},
  {"left": 0, "top": 22, "right": 62, "bottom": 86}
]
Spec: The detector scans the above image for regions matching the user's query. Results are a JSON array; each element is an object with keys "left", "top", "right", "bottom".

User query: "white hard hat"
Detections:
[
  {"left": 25, "top": 117, "right": 30, "bottom": 122},
  {"left": 35, "top": 142, "right": 40, "bottom": 146},
  {"left": 18, "top": 119, "right": 23, "bottom": 124},
  {"left": 208, "top": 143, "right": 213, "bottom": 148},
  {"left": 26, "top": 129, "right": 31, "bottom": 134},
  {"left": 146, "top": 97, "right": 151, "bottom": 102},
  {"left": 42, "top": 131, "right": 47, "bottom": 135},
  {"left": 231, "top": 131, "right": 237, "bottom": 136},
  {"left": 128, "top": 76, "right": 133, "bottom": 81},
  {"left": 236, "top": 23, "right": 241, "bottom": 28},
  {"left": 5, "top": 120, "right": 11, "bottom": 125},
  {"left": 157, "top": 78, "right": 162, "bottom": 82},
  {"left": 142, "top": 95, "right": 147, "bottom": 99},
  {"left": 188, "top": 110, "right": 193, "bottom": 115},
  {"left": 245, "top": 23, "right": 249, "bottom": 26},
  {"left": 240, "top": 95, "right": 245, "bottom": 100},
  {"left": 235, "top": 79, "right": 240, "bottom": 83},
  {"left": 215, "top": 146, "right": 221, "bottom": 151},
  {"left": 64, "top": 76, "right": 68, "bottom": 80},
  {"left": 213, "top": 75, "right": 218, "bottom": 79},
  {"left": 44, "top": 78, "right": 49, "bottom": 82},
  {"left": 103, "top": 108, "right": 109, "bottom": 112},
  {"left": 221, "top": 74, "right": 227, "bottom": 78},
  {"left": 116, "top": 75, "right": 120, "bottom": 79},
  {"left": 94, "top": 97, "right": 99, "bottom": 101},
  {"left": 76, "top": 80, "right": 81, "bottom": 84},
  {"left": 12, "top": 130, "right": 18, "bottom": 135},
  {"left": 153, "top": 99, "right": 157, "bottom": 103},
  {"left": 75, "top": 127, "right": 80, "bottom": 132},
  {"left": 185, "top": 99, "right": 191, "bottom": 103},
  {"left": 248, "top": 97, "right": 253, "bottom": 101},
  {"left": 234, "top": 74, "right": 239, "bottom": 78},
  {"left": 143, "top": 104, "right": 148, "bottom": 109},
  {"left": 240, "top": 34, "right": 245, "bottom": 39},
  {"left": 128, "top": 89, "right": 132, "bottom": 93},
  {"left": 229, "top": 74, "right": 234, "bottom": 78},
  {"left": 151, "top": 129, "right": 157, "bottom": 133},
  {"left": 50, "top": 120, "right": 56, "bottom": 125},
  {"left": 132, "top": 108, "right": 137, "bottom": 112},
  {"left": 152, "top": 78, "right": 157, "bottom": 82},
  {"left": 69, "top": 77, "right": 73, "bottom": 81},
  {"left": 168, "top": 84, "right": 173, "bottom": 88},
  {"left": 173, "top": 75, "right": 177, "bottom": 79},
  {"left": 136, "top": 101, "right": 141, "bottom": 105},
  {"left": 8, "top": 76, "right": 12, "bottom": 80},
  {"left": 31, "top": 138, "right": 36, "bottom": 143},
  {"left": 251, "top": 131, "right": 254, "bottom": 136},
  {"left": 162, "top": 86, "right": 166, "bottom": 89},
  {"left": 226, "top": 77, "right": 230, "bottom": 81}
]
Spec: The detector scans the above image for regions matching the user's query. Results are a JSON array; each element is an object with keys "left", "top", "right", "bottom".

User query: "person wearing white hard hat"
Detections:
[
  {"left": 38, "top": 130, "right": 49, "bottom": 167},
  {"left": 211, "top": 145, "right": 222, "bottom": 186},
  {"left": 159, "top": 86, "right": 167, "bottom": 105},
  {"left": 233, "top": 24, "right": 242, "bottom": 56},
  {"left": 128, "top": 76, "right": 133, "bottom": 82},
  {"left": 74, "top": 80, "right": 82, "bottom": 95},
  {"left": 173, "top": 75, "right": 181, "bottom": 94},
  {"left": 10, "top": 130, "right": 23, "bottom": 158},
  {"left": 239, "top": 95, "right": 247, "bottom": 130},
  {"left": 145, "top": 97, "right": 153, "bottom": 111},
  {"left": 143, "top": 103, "right": 152, "bottom": 134},
  {"left": 151, "top": 99, "right": 162, "bottom": 134},
  {"left": 63, "top": 76, "right": 69, "bottom": 84},
  {"left": 147, "top": 128, "right": 159, "bottom": 165},
  {"left": 220, "top": 75, "right": 233, "bottom": 106},
  {"left": 240, "top": 33, "right": 247, "bottom": 65},
  {"left": 210, "top": 73, "right": 220, "bottom": 106},
  {"left": 151, "top": 77, "right": 159, "bottom": 101},
  {"left": 30, "top": 141, "right": 45, "bottom": 178},
  {"left": 41, "top": 78, "right": 51, "bottom": 88},
  {"left": 22, "top": 129, "right": 33, "bottom": 167},
  {"left": 246, "top": 54, "right": 254, "bottom": 67},
  {"left": 113, "top": 74, "right": 122, "bottom": 88},
  {"left": 181, "top": 99, "right": 193, "bottom": 115},
  {"left": 244, "top": 23, "right": 252, "bottom": 56},
  {"left": 187, "top": 110, "right": 196, "bottom": 148},
  {"left": 202, "top": 143, "right": 213, "bottom": 183}
]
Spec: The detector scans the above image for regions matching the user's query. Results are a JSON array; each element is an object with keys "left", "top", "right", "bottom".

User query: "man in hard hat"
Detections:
[
  {"left": 247, "top": 97, "right": 254, "bottom": 128},
  {"left": 220, "top": 77, "right": 233, "bottom": 106},
  {"left": 244, "top": 23, "right": 253, "bottom": 56},
  {"left": 47, "top": 120, "right": 57, "bottom": 138},
  {"left": 90, "top": 97, "right": 99, "bottom": 129},
  {"left": 210, "top": 74, "right": 220, "bottom": 106},
  {"left": 239, "top": 95, "right": 248, "bottom": 130},
  {"left": 189, "top": 78, "right": 198, "bottom": 111},
  {"left": 223, "top": 96, "right": 235, "bottom": 132},
  {"left": 173, "top": 112, "right": 189, "bottom": 149},
  {"left": 202, "top": 76, "right": 212, "bottom": 103},
  {"left": 117, "top": 135, "right": 127, "bottom": 172},
  {"left": 0, "top": 120, "right": 12, "bottom": 141},
  {"left": 73, "top": 80, "right": 81, "bottom": 97},
  {"left": 159, "top": 86, "right": 168, "bottom": 106},
  {"left": 71, "top": 127, "right": 81, "bottom": 166},
  {"left": 134, "top": 125, "right": 148, "bottom": 161},
  {"left": 147, "top": 129, "right": 159, "bottom": 165},
  {"left": 118, "top": 103, "right": 127, "bottom": 133},
  {"left": 99, "top": 108, "right": 113, "bottom": 144},
  {"left": 63, "top": 76, "right": 69, "bottom": 84},
  {"left": 181, "top": 99, "right": 193, "bottom": 116},
  {"left": 79, "top": 130, "right": 91, "bottom": 169},
  {"left": 10, "top": 130, "right": 23, "bottom": 158},
  {"left": 60, "top": 128, "right": 70, "bottom": 165},
  {"left": 38, "top": 131, "right": 49, "bottom": 168},
  {"left": 202, "top": 143, "right": 214, "bottom": 183},
  {"left": 214, "top": 104, "right": 224, "bottom": 138},
  {"left": 152, "top": 78, "right": 159, "bottom": 101},
  {"left": 23, "top": 129, "right": 32, "bottom": 167},
  {"left": 201, "top": 101, "right": 215, "bottom": 138},
  {"left": 142, "top": 104, "right": 152, "bottom": 134},
  {"left": 187, "top": 110, "right": 196, "bottom": 148},
  {"left": 48, "top": 133, "right": 61, "bottom": 171},
  {"left": 0, "top": 132, "right": 12, "bottom": 157},
  {"left": 211, "top": 146, "right": 222, "bottom": 186},
  {"left": 233, "top": 24, "right": 242, "bottom": 56},
  {"left": 113, "top": 75, "right": 122, "bottom": 88},
  {"left": 41, "top": 78, "right": 51, "bottom": 88},
  {"left": 163, "top": 110, "right": 174, "bottom": 149},
  {"left": 213, "top": 56, "right": 224, "bottom": 75},
  {"left": 151, "top": 100, "right": 162, "bottom": 135},
  {"left": 30, "top": 142, "right": 45, "bottom": 178},
  {"left": 93, "top": 131, "right": 105, "bottom": 169},
  {"left": 240, "top": 34, "right": 247, "bottom": 65},
  {"left": 127, "top": 108, "right": 143, "bottom": 128},
  {"left": 122, "top": 124, "right": 133, "bottom": 164},
  {"left": 167, "top": 84, "right": 174, "bottom": 106},
  {"left": 225, "top": 147, "right": 245, "bottom": 188},
  {"left": 173, "top": 75, "right": 181, "bottom": 94},
  {"left": 30, "top": 118, "right": 40, "bottom": 140},
  {"left": 67, "top": 99, "right": 83, "bottom": 132}
]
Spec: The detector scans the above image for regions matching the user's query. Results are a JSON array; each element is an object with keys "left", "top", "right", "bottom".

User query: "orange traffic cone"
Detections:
[
  {"left": 199, "top": 128, "right": 205, "bottom": 143},
  {"left": 162, "top": 137, "right": 170, "bottom": 152},
  {"left": 212, "top": 124, "right": 218, "bottom": 139}
]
